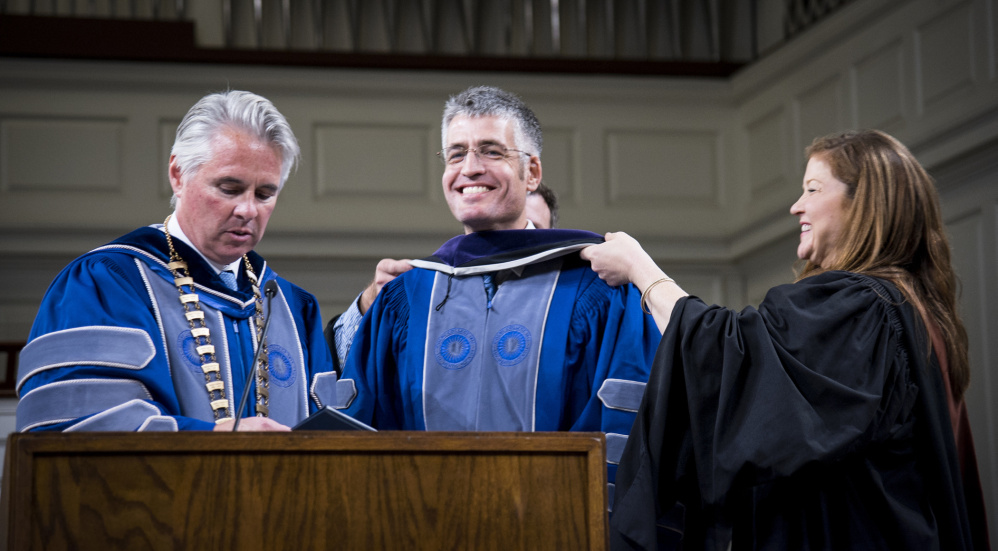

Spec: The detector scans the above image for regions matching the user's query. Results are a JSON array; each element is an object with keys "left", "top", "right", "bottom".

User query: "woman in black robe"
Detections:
[{"left": 581, "top": 130, "right": 989, "bottom": 550}]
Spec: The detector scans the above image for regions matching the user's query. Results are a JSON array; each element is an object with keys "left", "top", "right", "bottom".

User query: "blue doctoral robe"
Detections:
[
  {"left": 337, "top": 229, "right": 662, "bottom": 487},
  {"left": 15, "top": 225, "right": 337, "bottom": 432}
]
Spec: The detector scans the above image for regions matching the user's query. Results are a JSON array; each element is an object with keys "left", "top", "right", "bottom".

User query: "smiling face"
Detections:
[
  {"left": 790, "top": 155, "right": 852, "bottom": 268},
  {"left": 442, "top": 115, "right": 541, "bottom": 234},
  {"left": 169, "top": 127, "right": 281, "bottom": 265}
]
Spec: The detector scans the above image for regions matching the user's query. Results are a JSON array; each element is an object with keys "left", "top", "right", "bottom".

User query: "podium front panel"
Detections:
[{"left": 2, "top": 431, "right": 607, "bottom": 550}]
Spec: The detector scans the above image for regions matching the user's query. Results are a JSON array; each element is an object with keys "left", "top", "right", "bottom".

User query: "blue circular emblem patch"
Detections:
[
  {"left": 435, "top": 328, "right": 477, "bottom": 370},
  {"left": 178, "top": 330, "right": 203, "bottom": 374},
  {"left": 492, "top": 324, "right": 531, "bottom": 366},
  {"left": 267, "top": 344, "right": 296, "bottom": 388}
]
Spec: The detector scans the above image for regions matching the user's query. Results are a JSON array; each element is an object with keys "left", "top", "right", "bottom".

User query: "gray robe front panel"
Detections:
[
  {"left": 141, "top": 262, "right": 309, "bottom": 425},
  {"left": 422, "top": 258, "right": 561, "bottom": 430}
]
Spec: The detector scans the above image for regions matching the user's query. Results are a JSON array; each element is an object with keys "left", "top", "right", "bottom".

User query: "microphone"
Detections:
[
  {"left": 263, "top": 278, "right": 279, "bottom": 299},
  {"left": 232, "top": 279, "right": 279, "bottom": 431}
]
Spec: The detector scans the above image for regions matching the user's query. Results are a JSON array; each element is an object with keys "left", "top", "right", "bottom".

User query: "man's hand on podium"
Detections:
[{"left": 213, "top": 417, "right": 292, "bottom": 431}]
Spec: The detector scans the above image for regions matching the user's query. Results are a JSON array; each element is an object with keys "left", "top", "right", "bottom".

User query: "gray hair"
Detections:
[
  {"left": 441, "top": 86, "right": 542, "bottom": 157},
  {"left": 170, "top": 90, "right": 300, "bottom": 205}
]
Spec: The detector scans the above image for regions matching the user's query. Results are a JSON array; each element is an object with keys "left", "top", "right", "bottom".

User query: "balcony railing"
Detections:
[{"left": 0, "top": 0, "right": 855, "bottom": 77}]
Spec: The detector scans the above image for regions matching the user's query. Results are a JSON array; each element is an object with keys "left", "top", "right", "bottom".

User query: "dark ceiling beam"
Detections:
[{"left": 0, "top": 14, "right": 743, "bottom": 78}]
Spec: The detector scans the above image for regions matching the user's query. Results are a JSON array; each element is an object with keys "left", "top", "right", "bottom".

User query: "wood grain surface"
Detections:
[{"left": 1, "top": 431, "right": 607, "bottom": 550}]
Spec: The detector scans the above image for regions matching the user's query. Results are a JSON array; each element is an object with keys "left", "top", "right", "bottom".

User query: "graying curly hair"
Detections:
[{"left": 441, "top": 86, "right": 542, "bottom": 157}]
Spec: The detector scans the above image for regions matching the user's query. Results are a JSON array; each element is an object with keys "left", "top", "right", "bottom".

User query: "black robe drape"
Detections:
[{"left": 610, "top": 271, "right": 985, "bottom": 550}]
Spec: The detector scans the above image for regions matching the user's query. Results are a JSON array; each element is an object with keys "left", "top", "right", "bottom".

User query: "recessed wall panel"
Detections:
[
  {"left": 994, "top": 0, "right": 998, "bottom": 79},
  {"left": 314, "top": 123, "right": 430, "bottom": 198},
  {"left": 917, "top": 4, "right": 974, "bottom": 109},
  {"left": 746, "top": 108, "right": 787, "bottom": 200},
  {"left": 854, "top": 41, "right": 904, "bottom": 130},
  {"left": 540, "top": 127, "right": 577, "bottom": 204},
  {"left": 945, "top": 208, "right": 987, "bottom": 444},
  {"left": 796, "top": 76, "right": 842, "bottom": 161},
  {"left": 159, "top": 119, "right": 181, "bottom": 199},
  {"left": 0, "top": 118, "right": 124, "bottom": 193},
  {"left": 606, "top": 130, "right": 718, "bottom": 207}
]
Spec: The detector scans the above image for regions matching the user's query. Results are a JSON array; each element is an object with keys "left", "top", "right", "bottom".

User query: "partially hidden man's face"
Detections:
[
  {"left": 442, "top": 115, "right": 541, "bottom": 234},
  {"left": 169, "top": 127, "right": 282, "bottom": 266},
  {"left": 524, "top": 192, "right": 552, "bottom": 229}
]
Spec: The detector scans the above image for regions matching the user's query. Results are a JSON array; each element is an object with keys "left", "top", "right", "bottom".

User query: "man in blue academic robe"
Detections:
[
  {"left": 16, "top": 91, "right": 336, "bottom": 433},
  {"left": 333, "top": 86, "right": 661, "bottom": 489}
]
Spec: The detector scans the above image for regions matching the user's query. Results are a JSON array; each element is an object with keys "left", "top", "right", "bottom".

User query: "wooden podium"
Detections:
[{"left": 1, "top": 431, "right": 607, "bottom": 550}]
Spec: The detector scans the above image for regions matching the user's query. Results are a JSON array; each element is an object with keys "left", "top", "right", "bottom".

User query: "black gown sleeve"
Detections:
[{"left": 610, "top": 271, "right": 979, "bottom": 551}]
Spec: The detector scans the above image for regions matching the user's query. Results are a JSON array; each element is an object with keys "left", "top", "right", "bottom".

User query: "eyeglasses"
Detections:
[{"left": 436, "top": 145, "right": 530, "bottom": 166}]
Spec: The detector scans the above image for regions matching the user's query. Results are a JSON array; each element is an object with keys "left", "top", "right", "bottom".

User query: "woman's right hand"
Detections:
[{"left": 582, "top": 231, "right": 685, "bottom": 333}]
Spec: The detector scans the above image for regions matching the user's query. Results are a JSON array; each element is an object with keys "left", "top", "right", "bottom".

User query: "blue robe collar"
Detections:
[
  {"left": 103, "top": 225, "right": 268, "bottom": 308},
  {"left": 410, "top": 229, "right": 602, "bottom": 276}
]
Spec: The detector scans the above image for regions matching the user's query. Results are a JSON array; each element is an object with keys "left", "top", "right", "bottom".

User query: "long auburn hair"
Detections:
[{"left": 795, "top": 130, "right": 969, "bottom": 400}]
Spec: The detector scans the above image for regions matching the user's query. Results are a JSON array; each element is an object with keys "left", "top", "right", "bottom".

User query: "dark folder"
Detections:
[{"left": 292, "top": 406, "right": 377, "bottom": 431}]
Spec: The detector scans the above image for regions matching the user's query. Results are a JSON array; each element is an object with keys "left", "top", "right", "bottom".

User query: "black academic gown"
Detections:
[{"left": 610, "top": 271, "right": 984, "bottom": 550}]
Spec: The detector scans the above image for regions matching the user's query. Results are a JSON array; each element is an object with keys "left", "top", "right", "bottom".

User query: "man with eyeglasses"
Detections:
[
  {"left": 325, "top": 181, "right": 557, "bottom": 373},
  {"left": 332, "top": 86, "right": 660, "bottom": 490}
]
